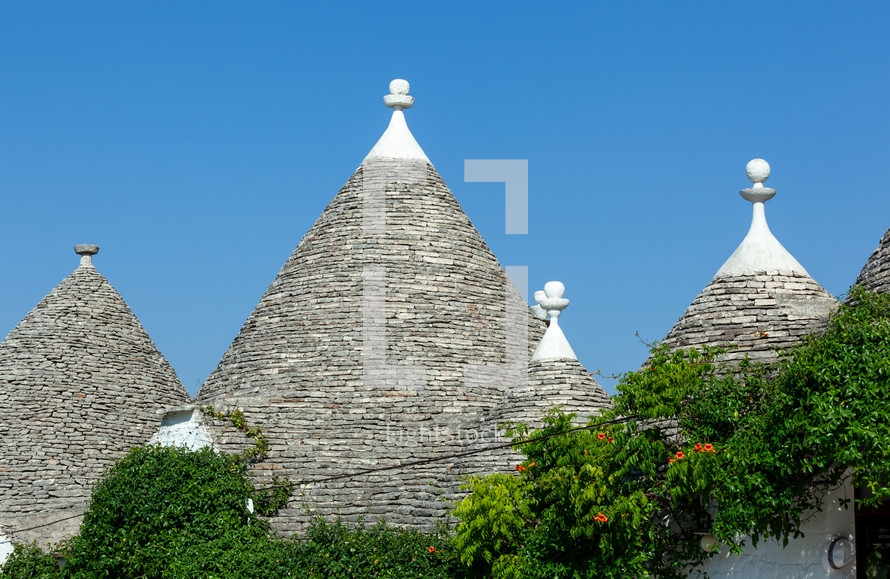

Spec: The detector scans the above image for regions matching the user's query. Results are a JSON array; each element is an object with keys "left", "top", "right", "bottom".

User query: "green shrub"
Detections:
[
  {"left": 0, "top": 445, "right": 461, "bottom": 578},
  {"left": 452, "top": 288, "right": 890, "bottom": 578}
]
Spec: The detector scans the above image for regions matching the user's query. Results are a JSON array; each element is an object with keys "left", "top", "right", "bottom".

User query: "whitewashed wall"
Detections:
[
  {"left": 696, "top": 482, "right": 856, "bottom": 578},
  {"left": 148, "top": 406, "right": 213, "bottom": 451},
  {"left": 0, "top": 530, "right": 12, "bottom": 567}
]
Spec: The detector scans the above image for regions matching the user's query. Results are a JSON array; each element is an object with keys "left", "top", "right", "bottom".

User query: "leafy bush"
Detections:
[
  {"left": 453, "top": 288, "right": 890, "bottom": 578},
  {"left": 0, "top": 445, "right": 461, "bottom": 578}
]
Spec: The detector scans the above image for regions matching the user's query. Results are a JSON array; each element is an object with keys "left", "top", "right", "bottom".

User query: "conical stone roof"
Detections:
[
  {"left": 661, "top": 160, "right": 835, "bottom": 364},
  {"left": 0, "top": 246, "right": 190, "bottom": 546},
  {"left": 471, "top": 283, "right": 611, "bottom": 475},
  {"left": 854, "top": 228, "right": 890, "bottom": 295},
  {"left": 501, "top": 281, "right": 610, "bottom": 426},
  {"left": 197, "top": 81, "right": 614, "bottom": 532}
]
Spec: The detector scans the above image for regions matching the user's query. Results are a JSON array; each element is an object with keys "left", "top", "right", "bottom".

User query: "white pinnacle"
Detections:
[
  {"left": 363, "top": 79, "right": 430, "bottom": 163},
  {"left": 714, "top": 159, "right": 809, "bottom": 279},
  {"left": 530, "top": 281, "right": 578, "bottom": 362}
]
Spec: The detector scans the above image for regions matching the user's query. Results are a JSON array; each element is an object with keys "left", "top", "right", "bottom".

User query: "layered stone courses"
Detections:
[
  {"left": 197, "top": 158, "right": 611, "bottom": 532},
  {"left": 492, "top": 359, "right": 611, "bottom": 428},
  {"left": 661, "top": 272, "right": 836, "bottom": 363},
  {"left": 0, "top": 263, "right": 189, "bottom": 546},
  {"left": 855, "top": 228, "right": 890, "bottom": 295}
]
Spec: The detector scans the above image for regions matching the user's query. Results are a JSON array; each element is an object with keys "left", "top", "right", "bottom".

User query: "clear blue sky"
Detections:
[{"left": 1, "top": 2, "right": 888, "bottom": 396}]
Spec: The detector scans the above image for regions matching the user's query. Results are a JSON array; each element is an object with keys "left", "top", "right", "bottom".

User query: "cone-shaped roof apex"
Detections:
[
  {"left": 714, "top": 159, "right": 809, "bottom": 279},
  {"left": 0, "top": 247, "right": 189, "bottom": 535},
  {"left": 363, "top": 79, "right": 430, "bottom": 163},
  {"left": 194, "top": 79, "right": 624, "bottom": 531},
  {"left": 659, "top": 160, "right": 834, "bottom": 364},
  {"left": 530, "top": 281, "right": 578, "bottom": 362}
]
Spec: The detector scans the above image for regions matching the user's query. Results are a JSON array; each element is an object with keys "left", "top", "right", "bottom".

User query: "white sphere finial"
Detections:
[
  {"left": 534, "top": 281, "right": 570, "bottom": 320},
  {"left": 530, "top": 280, "right": 577, "bottom": 362},
  {"left": 383, "top": 79, "right": 414, "bottom": 110},
  {"left": 389, "top": 79, "right": 410, "bottom": 96},
  {"left": 746, "top": 159, "right": 770, "bottom": 189},
  {"left": 543, "top": 281, "right": 565, "bottom": 299}
]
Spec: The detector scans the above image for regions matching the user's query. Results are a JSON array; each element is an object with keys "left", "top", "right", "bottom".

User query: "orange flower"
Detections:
[
  {"left": 529, "top": 461, "right": 536, "bottom": 467},
  {"left": 596, "top": 513, "right": 608, "bottom": 523},
  {"left": 516, "top": 465, "right": 526, "bottom": 472},
  {"left": 428, "top": 546, "right": 436, "bottom": 553},
  {"left": 704, "top": 443, "right": 714, "bottom": 452},
  {"left": 694, "top": 443, "right": 702, "bottom": 452},
  {"left": 608, "top": 437, "right": 614, "bottom": 443},
  {"left": 675, "top": 451, "right": 685, "bottom": 459},
  {"left": 597, "top": 433, "right": 606, "bottom": 440},
  {"left": 668, "top": 458, "right": 675, "bottom": 463}
]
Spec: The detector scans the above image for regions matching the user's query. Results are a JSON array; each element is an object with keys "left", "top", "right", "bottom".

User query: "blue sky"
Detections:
[{"left": 1, "top": 2, "right": 888, "bottom": 395}]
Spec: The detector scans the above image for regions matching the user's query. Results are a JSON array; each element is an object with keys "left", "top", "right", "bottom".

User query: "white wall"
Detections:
[
  {"left": 0, "top": 530, "right": 12, "bottom": 567},
  {"left": 148, "top": 406, "right": 213, "bottom": 450},
  {"left": 697, "top": 482, "right": 856, "bottom": 578}
]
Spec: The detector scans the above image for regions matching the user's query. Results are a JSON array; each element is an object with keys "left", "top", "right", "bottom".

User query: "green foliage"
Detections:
[
  {"left": 277, "top": 517, "right": 462, "bottom": 578},
  {"left": 6, "top": 289, "right": 889, "bottom": 577},
  {"left": 452, "top": 288, "right": 890, "bottom": 577},
  {"left": 0, "top": 544, "right": 59, "bottom": 578},
  {"left": 201, "top": 405, "right": 292, "bottom": 514},
  {"left": 1, "top": 446, "right": 462, "bottom": 578}
]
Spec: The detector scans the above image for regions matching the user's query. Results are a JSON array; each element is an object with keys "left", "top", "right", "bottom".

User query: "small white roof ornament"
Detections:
[
  {"left": 74, "top": 244, "right": 99, "bottom": 269},
  {"left": 530, "top": 281, "right": 578, "bottom": 362},
  {"left": 363, "top": 79, "right": 430, "bottom": 163},
  {"left": 713, "top": 159, "right": 809, "bottom": 278}
]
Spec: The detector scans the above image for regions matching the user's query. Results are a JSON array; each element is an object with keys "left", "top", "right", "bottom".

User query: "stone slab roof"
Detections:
[
  {"left": 0, "top": 257, "right": 190, "bottom": 546},
  {"left": 490, "top": 358, "right": 611, "bottom": 428},
  {"left": 196, "top": 81, "right": 612, "bottom": 532},
  {"left": 855, "top": 227, "right": 890, "bottom": 295},
  {"left": 661, "top": 272, "right": 835, "bottom": 364},
  {"left": 197, "top": 157, "right": 566, "bottom": 531},
  {"left": 660, "top": 160, "right": 836, "bottom": 364}
]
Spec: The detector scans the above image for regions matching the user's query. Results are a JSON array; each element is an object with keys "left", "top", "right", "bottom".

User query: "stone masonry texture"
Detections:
[
  {"left": 0, "top": 264, "right": 190, "bottom": 547},
  {"left": 855, "top": 227, "right": 890, "bottom": 296},
  {"left": 197, "top": 159, "right": 612, "bottom": 533},
  {"left": 661, "top": 272, "right": 836, "bottom": 364}
]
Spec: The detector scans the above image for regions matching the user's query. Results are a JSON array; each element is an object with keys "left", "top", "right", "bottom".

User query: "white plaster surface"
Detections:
[
  {"left": 0, "top": 531, "right": 13, "bottom": 567},
  {"left": 714, "top": 161, "right": 810, "bottom": 279},
  {"left": 715, "top": 200, "right": 810, "bottom": 279},
  {"left": 746, "top": 158, "right": 771, "bottom": 185},
  {"left": 696, "top": 482, "right": 856, "bottom": 578},
  {"left": 148, "top": 406, "right": 214, "bottom": 451},
  {"left": 530, "top": 281, "right": 578, "bottom": 362},
  {"left": 363, "top": 109, "right": 429, "bottom": 163},
  {"left": 364, "top": 79, "right": 429, "bottom": 163}
]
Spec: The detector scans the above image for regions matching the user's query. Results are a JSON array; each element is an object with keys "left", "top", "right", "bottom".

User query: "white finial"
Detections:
[
  {"left": 74, "top": 244, "right": 99, "bottom": 268},
  {"left": 713, "top": 159, "right": 809, "bottom": 278},
  {"left": 739, "top": 158, "right": 775, "bottom": 203},
  {"left": 746, "top": 158, "right": 770, "bottom": 189},
  {"left": 364, "top": 79, "right": 429, "bottom": 163},
  {"left": 383, "top": 79, "right": 414, "bottom": 111},
  {"left": 530, "top": 281, "right": 577, "bottom": 362},
  {"left": 389, "top": 79, "right": 410, "bottom": 95}
]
